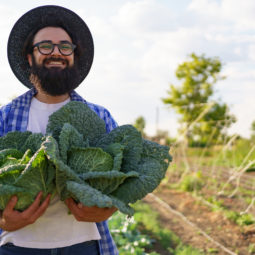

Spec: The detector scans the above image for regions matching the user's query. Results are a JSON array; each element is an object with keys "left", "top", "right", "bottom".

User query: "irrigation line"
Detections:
[{"left": 147, "top": 193, "right": 238, "bottom": 255}]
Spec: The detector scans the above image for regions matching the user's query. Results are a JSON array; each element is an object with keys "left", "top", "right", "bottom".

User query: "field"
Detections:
[{"left": 109, "top": 138, "right": 255, "bottom": 255}]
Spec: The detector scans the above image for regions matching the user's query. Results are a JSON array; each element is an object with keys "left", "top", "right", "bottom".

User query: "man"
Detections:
[{"left": 0, "top": 5, "right": 118, "bottom": 255}]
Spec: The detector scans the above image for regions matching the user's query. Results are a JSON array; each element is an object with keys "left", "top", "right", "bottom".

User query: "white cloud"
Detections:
[
  {"left": 188, "top": 0, "right": 255, "bottom": 30},
  {"left": 248, "top": 44, "right": 255, "bottom": 61},
  {"left": 0, "top": 4, "right": 20, "bottom": 29},
  {"left": 228, "top": 96, "right": 255, "bottom": 138},
  {"left": 223, "top": 63, "right": 255, "bottom": 81},
  {"left": 111, "top": 0, "right": 176, "bottom": 35},
  {"left": 188, "top": 0, "right": 220, "bottom": 16},
  {"left": 221, "top": 0, "right": 255, "bottom": 29}
]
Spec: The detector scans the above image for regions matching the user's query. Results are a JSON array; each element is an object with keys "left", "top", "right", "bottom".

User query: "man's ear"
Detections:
[{"left": 27, "top": 54, "right": 32, "bottom": 67}]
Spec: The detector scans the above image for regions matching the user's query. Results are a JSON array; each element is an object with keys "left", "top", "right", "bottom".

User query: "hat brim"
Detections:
[{"left": 8, "top": 5, "right": 94, "bottom": 88}]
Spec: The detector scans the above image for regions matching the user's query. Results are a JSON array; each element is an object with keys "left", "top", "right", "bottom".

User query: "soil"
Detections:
[{"left": 142, "top": 187, "right": 255, "bottom": 255}]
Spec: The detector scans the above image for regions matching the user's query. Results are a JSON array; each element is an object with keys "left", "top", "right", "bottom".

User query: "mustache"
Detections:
[{"left": 42, "top": 57, "right": 69, "bottom": 66}]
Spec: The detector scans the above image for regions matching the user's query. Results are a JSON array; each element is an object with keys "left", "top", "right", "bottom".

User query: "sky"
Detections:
[{"left": 0, "top": 0, "right": 255, "bottom": 138}]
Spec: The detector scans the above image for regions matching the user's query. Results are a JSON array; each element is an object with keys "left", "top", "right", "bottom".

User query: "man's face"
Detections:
[
  {"left": 27, "top": 26, "right": 80, "bottom": 96},
  {"left": 28, "top": 26, "right": 74, "bottom": 68}
]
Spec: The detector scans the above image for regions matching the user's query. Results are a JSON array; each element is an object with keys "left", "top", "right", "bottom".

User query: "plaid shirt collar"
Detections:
[
  {"left": 4, "top": 88, "right": 88, "bottom": 134},
  {"left": 11, "top": 87, "right": 87, "bottom": 107}
]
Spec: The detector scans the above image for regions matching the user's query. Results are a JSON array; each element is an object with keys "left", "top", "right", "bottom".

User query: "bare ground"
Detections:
[{"left": 142, "top": 188, "right": 255, "bottom": 255}]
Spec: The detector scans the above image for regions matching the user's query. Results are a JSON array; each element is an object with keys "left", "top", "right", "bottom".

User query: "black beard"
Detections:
[{"left": 30, "top": 56, "right": 80, "bottom": 96}]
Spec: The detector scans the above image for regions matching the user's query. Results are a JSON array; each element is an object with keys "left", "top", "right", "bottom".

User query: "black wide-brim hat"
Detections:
[{"left": 8, "top": 5, "right": 94, "bottom": 88}]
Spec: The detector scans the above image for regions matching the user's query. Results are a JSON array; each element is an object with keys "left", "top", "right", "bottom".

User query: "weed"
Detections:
[
  {"left": 174, "top": 244, "right": 205, "bottom": 255},
  {"left": 206, "top": 196, "right": 224, "bottom": 210},
  {"left": 237, "top": 214, "right": 255, "bottom": 226},
  {"left": 207, "top": 248, "right": 219, "bottom": 253},
  {"left": 248, "top": 244, "right": 255, "bottom": 254},
  {"left": 224, "top": 210, "right": 255, "bottom": 226},
  {"left": 179, "top": 172, "right": 204, "bottom": 192},
  {"left": 224, "top": 210, "right": 239, "bottom": 222}
]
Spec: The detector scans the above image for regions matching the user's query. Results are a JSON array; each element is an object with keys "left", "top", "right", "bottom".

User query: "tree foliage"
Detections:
[
  {"left": 162, "top": 53, "right": 236, "bottom": 146},
  {"left": 250, "top": 120, "right": 255, "bottom": 140},
  {"left": 134, "top": 116, "right": 146, "bottom": 136}
]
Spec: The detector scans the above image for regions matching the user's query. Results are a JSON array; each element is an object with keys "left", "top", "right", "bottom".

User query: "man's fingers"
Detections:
[
  {"left": 65, "top": 198, "right": 79, "bottom": 213},
  {"left": 65, "top": 197, "right": 118, "bottom": 222},
  {"left": 22, "top": 191, "right": 43, "bottom": 216},
  {"left": 0, "top": 192, "right": 51, "bottom": 231},
  {"left": 30, "top": 194, "right": 51, "bottom": 222},
  {"left": 65, "top": 198, "right": 85, "bottom": 220},
  {"left": 4, "top": 196, "right": 18, "bottom": 214}
]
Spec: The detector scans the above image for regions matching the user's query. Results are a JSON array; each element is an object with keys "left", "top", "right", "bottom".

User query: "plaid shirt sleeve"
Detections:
[
  {"left": 0, "top": 88, "right": 36, "bottom": 136},
  {"left": 0, "top": 107, "right": 4, "bottom": 137},
  {"left": 70, "top": 91, "right": 118, "bottom": 133},
  {"left": 96, "top": 221, "right": 118, "bottom": 255},
  {"left": 86, "top": 102, "right": 118, "bottom": 133}
]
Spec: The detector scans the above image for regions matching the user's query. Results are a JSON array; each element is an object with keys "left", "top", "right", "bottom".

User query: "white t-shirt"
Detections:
[{"left": 0, "top": 97, "right": 100, "bottom": 248}]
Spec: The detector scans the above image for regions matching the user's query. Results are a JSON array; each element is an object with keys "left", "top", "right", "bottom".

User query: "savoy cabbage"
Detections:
[
  {"left": 46, "top": 101, "right": 172, "bottom": 215},
  {"left": 0, "top": 101, "right": 172, "bottom": 216}
]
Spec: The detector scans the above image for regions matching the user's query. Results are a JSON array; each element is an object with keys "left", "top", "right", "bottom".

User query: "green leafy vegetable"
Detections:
[
  {"left": 0, "top": 131, "right": 32, "bottom": 152},
  {"left": 0, "top": 101, "right": 172, "bottom": 216},
  {"left": 95, "top": 125, "right": 143, "bottom": 172},
  {"left": 46, "top": 101, "right": 106, "bottom": 142},
  {"left": 0, "top": 133, "right": 56, "bottom": 210},
  {"left": 46, "top": 101, "right": 172, "bottom": 216}
]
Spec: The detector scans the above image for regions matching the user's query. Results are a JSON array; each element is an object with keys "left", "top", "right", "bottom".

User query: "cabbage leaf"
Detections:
[{"left": 0, "top": 133, "right": 56, "bottom": 210}]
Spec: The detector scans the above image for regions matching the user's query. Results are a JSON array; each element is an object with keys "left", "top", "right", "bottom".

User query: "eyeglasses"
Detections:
[{"left": 32, "top": 40, "right": 76, "bottom": 56}]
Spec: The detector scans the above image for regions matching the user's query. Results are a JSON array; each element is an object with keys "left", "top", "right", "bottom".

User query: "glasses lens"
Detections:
[
  {"left": 59, "top": 43, "right": 73, "bottom": 55},
  {"left": 38, "top": 42, "right": 53, "bottom": 54}
]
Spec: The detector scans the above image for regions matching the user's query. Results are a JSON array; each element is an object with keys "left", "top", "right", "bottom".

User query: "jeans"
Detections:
[{"left": 0, "top": 240, "right": 99, "bottom": 255}]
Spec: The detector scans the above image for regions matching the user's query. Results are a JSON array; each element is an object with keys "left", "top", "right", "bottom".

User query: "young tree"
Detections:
[
  {"left": 250, "top": 120, "right": 255, "bottom": 140},
  {"left": 162, "top": 53, "right": 236, "bottom": 146},
  {"left": 134, "top": 116, "right": 146, "bottom": 136}
]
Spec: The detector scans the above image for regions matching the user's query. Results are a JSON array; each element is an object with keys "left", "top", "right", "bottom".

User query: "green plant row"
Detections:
[{"left": 109, "top": 201, "right": 207, "bottom": 255}]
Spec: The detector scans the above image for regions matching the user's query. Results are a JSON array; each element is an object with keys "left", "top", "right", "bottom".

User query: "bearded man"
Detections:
[{"left": 0, "top": 5, "right": 118, "bottom": 255}]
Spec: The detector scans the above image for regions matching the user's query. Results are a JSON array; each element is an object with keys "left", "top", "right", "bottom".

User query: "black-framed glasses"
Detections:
[{"left": 32, "top": 40, "right": 76, "bottom": 56}]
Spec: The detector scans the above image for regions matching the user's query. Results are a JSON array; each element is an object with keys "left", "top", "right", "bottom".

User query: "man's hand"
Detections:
[
  {"left": 65, "top": 198, "right": 117, "bottom": 223},
  {"left": 0, "top": 192, "right": 51, "bottom": 231}
]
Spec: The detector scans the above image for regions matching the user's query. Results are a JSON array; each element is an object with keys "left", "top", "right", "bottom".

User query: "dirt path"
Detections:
[{"left": 143, "top": 188, "right": 255, "bottom": 255}]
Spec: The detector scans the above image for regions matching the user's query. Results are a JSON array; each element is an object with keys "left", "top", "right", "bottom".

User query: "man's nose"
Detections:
[{"left": 51, "top": 45, "right": 61, "bottom": 55}]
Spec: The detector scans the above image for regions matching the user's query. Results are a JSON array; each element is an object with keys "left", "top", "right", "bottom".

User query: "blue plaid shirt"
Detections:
[{"left": 0, "top": 88, "right": 119, "bottom": 255}]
